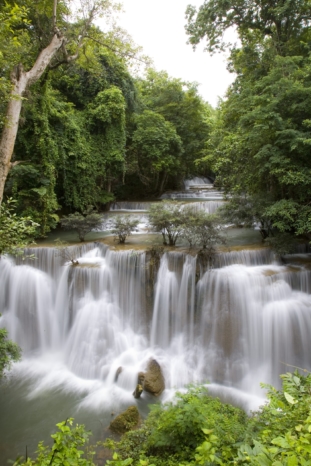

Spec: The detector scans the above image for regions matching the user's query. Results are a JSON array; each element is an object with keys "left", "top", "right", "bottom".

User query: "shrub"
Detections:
[
  {"left": 105, "top": 385, "right": 247, "bottom": 465},
  {"left": 107, "top": 216, "right": 139, "bottom": 244},
  {"left": 181, "top": 207, "right": 226, "bottom": 254},
  {"left": 0, "top": 198, "right": 38, "bottom": 256},
  {"left": 13, "top": 418, "right": 95, "bottom": 465},
  {"left": 148, "top": 201, "right": 185, "bottom": 246},
  {"left": 0, "top": 325, "right": 21, "bottom": 378},
  {"left": 60, "top": 207, "right": 102, "bottom": 242}
]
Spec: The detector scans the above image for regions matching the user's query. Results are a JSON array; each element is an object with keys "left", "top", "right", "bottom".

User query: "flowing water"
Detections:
[{"left": 1, "top": 223, "right": 311, "bottom": 461}]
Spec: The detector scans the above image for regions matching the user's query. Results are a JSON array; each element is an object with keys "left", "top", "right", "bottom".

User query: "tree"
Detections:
[
  {"left": 136, "top": 69, "right": 213, "bottom": 176},
  {"left": 0, "top": 325, "right": 21, "bottom": 378},
  {"left": 182, "top": 207, "right": 226, "bottom": 253},
  {"left": 185, "top": 0, "right": 311, "bottom": 55},
  {"left": 148, "top": 201, "right": 186, "bottom": 246},
  {"left": 130, "top": 110, "right": 183, "bottom": 194},
  {"left": 0, "top": 0, "right": 120, "bottom": 204},
  {"left": 107, "top": 215, "right": 139, "bottom": 244},
  {"left": 60, "top": 208, "right": 102, "bottom": 242}
]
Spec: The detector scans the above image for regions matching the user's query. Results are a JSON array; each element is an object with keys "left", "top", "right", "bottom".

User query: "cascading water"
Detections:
[
  {"left": 184, "top": 176, "right": 213, "bottom": 189},
  {"left": 109, "top": 201, "right": 154, "bottom": 211},
  {"left": 1, "top": 244, "right": 311, "bottom": 460}
]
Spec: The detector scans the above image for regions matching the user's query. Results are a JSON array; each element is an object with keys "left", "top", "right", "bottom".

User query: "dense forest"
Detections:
[
  {"left": 0, "top": 0, "right": 213, "bottom": 238},
  {"left": 1, "top": 0, "right": 310, "bottom": 245}
]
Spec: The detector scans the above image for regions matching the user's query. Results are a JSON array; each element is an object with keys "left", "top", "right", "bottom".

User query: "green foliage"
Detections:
[
  {"left": 130, "top": 110, "right": 183, "bottom": 193},
  {"left": 0, "top": 324, "right": 21, "bottom": 378},
  {"left": 188, "top": 0, "right": 311, "bottom": 243},
  {"left": 136, "top": 69, "right": 213, "bottom": 176},
  {"left": 181, "top": 208, "right": 226, "bottom": 254},
  {"left": 105, "top": 385, "right": 247, "bottom": 465},
  {"left": 0, "top": 198, "right": 38, "bottom": 256},
  {"left": 106, "top": 215, "right": 139, "bottom": 244},
  {"left": 148, "top": 201, "right": 225, "bottom": 252},
  {"left": 13, "top": 418, "right": 95, "bottom": 465},
  {"left": 60, "top": 207, "right": 102, "bottom": 242},
  {"left": 9, "top": 374, "right": 311, "bottom": 466},
  {"left": 148, "top": 201, "right": 185, "bottom": 246},
  {"left": 219, "top": 195, "right": 274, "bottom": 240},
  {"left": 185, "top": 0, "right": 311, "bottom": 54},
  {"left": 232, "top": 371, "right": 311, "bottom": 465}
]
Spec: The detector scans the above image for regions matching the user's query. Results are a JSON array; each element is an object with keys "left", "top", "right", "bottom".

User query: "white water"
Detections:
[
  {"left": 161, "top": 191, "right": 224, "bottom": 200},
  {"left": 1, "top": 246, "right": 311, "bottom": 412},
  {"left": 110, "top": 201, "right": 154, "bottom": 211},
  {"left": 184, "top": 176, "right": 213, "bottom": 189},
  {"left": 1, "top": 244, "right": 311, "bottom": 460}
]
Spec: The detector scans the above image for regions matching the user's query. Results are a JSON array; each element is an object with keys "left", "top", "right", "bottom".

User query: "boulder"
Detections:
[
  {"left": 143, "top": 359, "right": 165, "bottom": 396},
  {"left": 133, "top": 359, "right": 165, "bottom": 398},
  {"left": 109, "top": 405, "right": 140, "bottom": 434}
]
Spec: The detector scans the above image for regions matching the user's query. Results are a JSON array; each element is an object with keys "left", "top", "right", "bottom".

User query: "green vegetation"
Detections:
[
  {"left": 104, "top": 372, "right": 311, "bottom": 466},
  {"left": 0, "top": 0, "right": 310, "bottom": 246},
  {"left": 148, "top": 202, "right": 185, "bottom": 246},
  {"left": 7, "top": 372, "right": 311, "bottom": 465},
  {"left": 107, "top": 215, "right": 139, "bottom": 244},
  {"left": 0, "top": 198, "right": 38, "bottom": 256},
  {"left": 148, "top": 201, "right": 226, "bottom": 252},
  {"left": 186, "top": 0, "right": 311, "bottom": 243},
  {"left": 60, "top": 208, "right": 103, "bottom": 242},
  {"left": 13, "top": 418, "right": 95, "bottom": 465},
  {"left": 0, "top": 324, "right": 21, "bottom": 378}
]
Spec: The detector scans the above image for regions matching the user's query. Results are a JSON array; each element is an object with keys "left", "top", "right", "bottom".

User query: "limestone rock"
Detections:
[
  {"left": 133, "top": 359, "right": 165, "bottom": 398},
  {"left": 109, "top": 405, "right": 140, "bottom": 434},
  {"left": 143, "top": 359, "right": 165, "bottom": 396}
]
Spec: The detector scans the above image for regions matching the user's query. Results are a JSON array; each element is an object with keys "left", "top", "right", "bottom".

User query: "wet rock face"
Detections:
[
  {"left": 133, "top": 359, "right": 165, "bottom": 398},
  {"left": 109, "top": 405, "right": 140, "bottom": 434}
]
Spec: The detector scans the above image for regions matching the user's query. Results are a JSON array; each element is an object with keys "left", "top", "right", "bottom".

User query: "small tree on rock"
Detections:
[
  {"left": 148, "top": 201, "right": 185, "bottom": 246},
  {"left": 181, "top": 208, "right": 227, "bottom": 265},
  {"left": 107, "top": 215, "right": 139, "bottom": 244},
  {"left": 60, "top": 207, "right": 102, "bottom": 242}
]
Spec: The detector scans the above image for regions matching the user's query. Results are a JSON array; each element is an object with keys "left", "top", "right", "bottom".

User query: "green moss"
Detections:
[{"left": 109, "top": 406, "right": 140, "bottom": 434}]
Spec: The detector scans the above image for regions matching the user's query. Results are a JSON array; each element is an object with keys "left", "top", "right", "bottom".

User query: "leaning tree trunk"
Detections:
[{"left": 0, "top": 32, "right": 64, "bottom": 205}]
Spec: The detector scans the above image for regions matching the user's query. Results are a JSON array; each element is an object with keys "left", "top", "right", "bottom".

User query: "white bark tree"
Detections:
[{"left": 0, "top": 0, "right": 109, "bottom": 204}]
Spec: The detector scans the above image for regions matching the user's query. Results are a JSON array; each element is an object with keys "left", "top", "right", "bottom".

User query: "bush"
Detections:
[
  {"left": 13, "top": 418, "right": 95, "bottom": 465},
  {"left": 148, "top": 201, "right": 186, "bottom": 246},
  {"left": 181, "top": 207, "right": 226, "bottom": 253},
  {"left": 60, "top": 207, "right": 102, "bottom": 242},
  {"left": 0, "top": 198, "right": 38, "bottom": 256},
  {"left": 105, "top": 385, "right": 247, "bottom": 465},
  {"left": 107, "top": 216, "right": 139, "bottom": 244},
  {"left": 0, "top": 325, "right": 21, "bottom": 378}
]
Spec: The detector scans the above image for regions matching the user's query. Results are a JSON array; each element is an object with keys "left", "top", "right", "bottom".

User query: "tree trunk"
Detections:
[{"left": 0, "top": 32, "right": 64, "bottom": 204}]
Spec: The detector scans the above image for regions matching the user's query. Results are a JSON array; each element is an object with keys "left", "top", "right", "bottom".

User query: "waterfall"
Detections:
[
  {"left": 1, "top": 246, "right": 311, "bottom": 410},
  {"left": 184, "top": 176, "right": 213, "bottom": 189},
  {"left": 110, "top": 201, "right": 154, "bottom": 211}
]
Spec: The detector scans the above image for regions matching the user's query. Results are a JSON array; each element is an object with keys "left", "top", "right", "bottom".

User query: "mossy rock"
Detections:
[
  {"left": 143, "top": 359, "right": 165, "bottom": 397},
  {"left": 109, "top": 406, "right": 140, "bottom": 434}
]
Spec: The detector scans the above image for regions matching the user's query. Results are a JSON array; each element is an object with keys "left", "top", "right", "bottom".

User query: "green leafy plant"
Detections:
[
  {"left": 0, "top": 323, "right": 21, "bottom": 378},
  {"left": 107, "top": 215, "right": 139, "bottom": 244},
  {"left": 60, "top": 207, "right": 102, "bottom": 242},
  {"left": 0, "top": 198, "right": 38, "bottom": 256},
  {"left": 148, "top": 201, "right": 185, "bottom": 246},
  {"left": 13, "top": 418, "right": 95, "bottom": 465}
]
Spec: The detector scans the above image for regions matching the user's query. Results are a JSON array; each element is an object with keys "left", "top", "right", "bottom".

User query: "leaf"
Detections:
[
  {"left": 31, "top": 187, "right": 47, "bottom": 197},
  {"left": 284, "top": 392, "right": 298, "bottom": 405}
]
